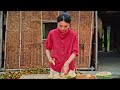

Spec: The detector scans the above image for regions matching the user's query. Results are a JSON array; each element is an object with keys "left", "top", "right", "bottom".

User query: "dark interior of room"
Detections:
[
  {"left": 98, "top": 11, "right": 120, "bottom": 52},
  {"left": 97, "top": 11, "right": 120, "bottom": 71}
]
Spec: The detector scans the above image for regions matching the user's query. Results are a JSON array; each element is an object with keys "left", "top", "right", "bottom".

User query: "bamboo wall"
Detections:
[
  {"left": 5, "top": 11, "right": 20, "bottom": 69},
  {"left": 69, "top": 11, "right": 79, "bottom": 68},
  {"left": 20, "top": 11, "right": 41, "bottom": 68},
  {"left": 79, "top": 11, "right": 94, "bottom": 68},
  {"left": 5, "top": 11, "right": 94, "bottom": 69},
  {"left": 5, "top": 11, "right": 42, "bottom": 69}
]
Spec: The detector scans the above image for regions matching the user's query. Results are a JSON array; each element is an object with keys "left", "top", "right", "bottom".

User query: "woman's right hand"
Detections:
[{"left": 49, "top": 58, "right": 55, "bottom": 65}]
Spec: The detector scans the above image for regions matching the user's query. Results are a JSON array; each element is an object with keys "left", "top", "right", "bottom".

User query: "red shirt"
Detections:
[{"left": 45, "top": 28, "right": 78, "bottom": 72}]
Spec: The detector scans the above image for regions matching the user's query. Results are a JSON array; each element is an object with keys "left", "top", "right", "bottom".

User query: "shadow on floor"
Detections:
[{"left": 98, "top": 51, "right": 120, "bottom": 78}]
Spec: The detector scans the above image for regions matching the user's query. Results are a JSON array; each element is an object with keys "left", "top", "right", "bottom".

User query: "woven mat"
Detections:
[{"left": 19, "top": 74, "right": 49, "bottom": 79}]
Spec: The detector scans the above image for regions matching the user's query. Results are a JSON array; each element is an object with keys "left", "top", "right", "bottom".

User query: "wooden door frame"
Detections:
[
  {"left": 0, "top": 11, "right": 3, "bottom": 68},
  {"left": 95, "top": 11, "right": 98, "bottom": 70}
]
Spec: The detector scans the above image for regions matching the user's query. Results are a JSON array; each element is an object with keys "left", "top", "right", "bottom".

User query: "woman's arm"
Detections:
[
  {"left": 63, "top": 34, "right": 78, "bottom": 74},
  {"left": 65, "top": 53, "right": 76, "bottom": 64},
  {"left": 62, "top": 53, "right": 76, "bottom": 74},
  {"left": 46, "top": 49, "right": 55, "bottom": 65}
]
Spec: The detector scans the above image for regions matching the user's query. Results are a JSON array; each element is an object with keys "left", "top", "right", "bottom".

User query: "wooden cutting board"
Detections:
[{"left": 19, "top": 74, "right": 49, "bottom": 79}]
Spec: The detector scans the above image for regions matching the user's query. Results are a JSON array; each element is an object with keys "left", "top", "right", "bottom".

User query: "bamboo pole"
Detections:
[
  {"left": 95, "top": 11, "right": 98, "bottom": 70},
  {"left": 88, "top": 11, "right": 94, "bottom": 68},
  {"left": 58, "top": 11, "right": 59, "bottom": 16},
  {"left": 42, "top": 20, "right": 57, "bottom": 23},
  {"left": 41, "top": 11, "right": 43, "bottom": 66},
  {"left": 78, "top": 11, "right": 80, "bottom": 66},
  {"left": 79, "top": 11, "right": 82, "bottom": 67},
  {"left": 37, "top": 11, "right": 41, "bottom": 68},
  {"left": 0, "top": 11, "right": 3, "bottom": 68},
  {"left": 4, "top": 11, "right": 8, "bottom": 69},
  {"left": 18, "top": 11, "right": 22, "bottom": 69}
]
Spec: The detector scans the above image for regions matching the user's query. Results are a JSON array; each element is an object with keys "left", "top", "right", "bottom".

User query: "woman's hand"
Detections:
[
  {"left": 49, "top": 58, "right": 55, "bottom": 65},
  {"left": 62, "top": 62, "right": 70, "bottom": 74}
]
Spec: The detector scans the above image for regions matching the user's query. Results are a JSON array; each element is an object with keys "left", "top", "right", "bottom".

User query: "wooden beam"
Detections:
[
  {"left": 0, "top": 11, "right": 3, "bottom": 68},
  {"left": 106, "top": 11, "right": 120, "bottom": 13}
]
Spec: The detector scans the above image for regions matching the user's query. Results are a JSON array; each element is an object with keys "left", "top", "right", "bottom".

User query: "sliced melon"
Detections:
[
  {"left": 66, "top": 70, "right": 76, "bottom": 78},
  {"left": 53, "top": 73, "right": 60, "bottom": 79},
  {"left": 48, "top": 73, "right": 54, "bottom": 79},
  {"left": 96, "top": 71, "right": 112, "bottom": 79}
]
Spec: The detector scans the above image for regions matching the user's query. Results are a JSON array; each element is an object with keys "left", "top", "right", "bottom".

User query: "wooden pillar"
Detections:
[
  {"left": 0, "top": 11, "right": 3, "bottom": 68},
  {"left": 91, "top": 11, "right": 98, "bottom": 70},
  {"left": 110, "top": 24, "right": 113, "bottom": 51},
  {"left": 103, "top": 24, "right": 107, "bottom": 52},
  {"left": 98, "top": 17, "right": 103, "bottom": 51}
]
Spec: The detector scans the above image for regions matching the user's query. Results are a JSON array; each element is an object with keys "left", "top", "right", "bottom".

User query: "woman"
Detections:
[{"left": 45, "top": 12, "right": 78, "bottom": 78}]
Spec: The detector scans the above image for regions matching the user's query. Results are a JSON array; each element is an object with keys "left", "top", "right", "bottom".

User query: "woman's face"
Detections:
[{"left": 57, "top": 21, "right": 70, "bottom": 33}]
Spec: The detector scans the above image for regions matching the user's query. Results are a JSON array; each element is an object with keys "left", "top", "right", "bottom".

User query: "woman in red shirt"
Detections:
[{"left": 45, "top": 12, "right": 78, "bottom": 78}]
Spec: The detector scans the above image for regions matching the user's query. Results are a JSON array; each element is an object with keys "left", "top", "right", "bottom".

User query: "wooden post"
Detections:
[
  {"left": 95, "top": 11, "right": 98, "bottom": 70},
  {"left": 4, "top": 11, "right": 8, "bottom": 69},
  {"left": 89, "top": 11, "right": 94, "bottom": 68},
  {"left": 78, "top": 11, "right": 80, "bottom": 66},
  {"left": 103, "top": 24, "right": 107, "bottom": 52},
  {"left": 18, "top": 11, "right": 22, "bottom": 69},
  {"left": 110, "top": 25, "right": 113, "bottom": 51},
  {"left": 0, "top": 11, "right": 3, "bottom": 68},
  {"left": 41, "top": 11, "right": 43, "bottom": 66}
]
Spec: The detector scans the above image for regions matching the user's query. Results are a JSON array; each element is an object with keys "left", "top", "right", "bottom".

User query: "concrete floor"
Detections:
[{"left": 81, "top": 51, "right": 120, "bottom": 79}]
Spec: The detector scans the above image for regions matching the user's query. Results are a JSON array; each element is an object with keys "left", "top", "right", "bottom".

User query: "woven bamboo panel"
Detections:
[
  {"left": 69, "top": 11, "right": 79, "bottom": 33},
  {"left": 78, "top": 11, "right": 93, "bottom": 68},
  {"left": 21, "top": 11, "right": 42, "bottom": 69},
  {"left": 7, "top": 11, "right": 20, "bottom": 31},
  {"left": 42, "top": 11, "right": 58, "bottom": 21},
  {"left": 43, "top": 40, "right": 49, "bottom": 67},
  {"left": 5, "top": 31, "right": 20, "bottom": 69},
  {"left": 5, "top": 11, "right": 20, "bottom": 69},
  {"left": 69, "top": 11, "right": 79, "bottom": 68}
]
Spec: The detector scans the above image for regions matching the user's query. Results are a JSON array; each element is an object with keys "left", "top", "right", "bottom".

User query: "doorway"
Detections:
[
  {"left": 98, "top": 11, "right": 120, "bottom": 72},
  {"left": 0, "top": 11, "right": 7, "bottom": 68}
]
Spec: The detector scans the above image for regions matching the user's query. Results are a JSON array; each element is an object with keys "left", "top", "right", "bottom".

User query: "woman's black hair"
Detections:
[{"left": 57, "top": 12, "right": 71, "bottom": 24}]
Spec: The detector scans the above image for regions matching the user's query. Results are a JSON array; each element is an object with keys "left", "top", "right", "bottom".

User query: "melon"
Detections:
[
  {"left": 53, "top": 73, "right": 60, "bottom": 79},
  {"left": 96, "top": 71, "right": 112, "bottom": 79},
  {"left": 60, "top": 70, "right": 76, "bottom": 79},
  {"left": 66, "top": 70, "right": 76, "bottom": 79},
  {"left": 48, "top": 73, "right": 54, "bottom": 79}
]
